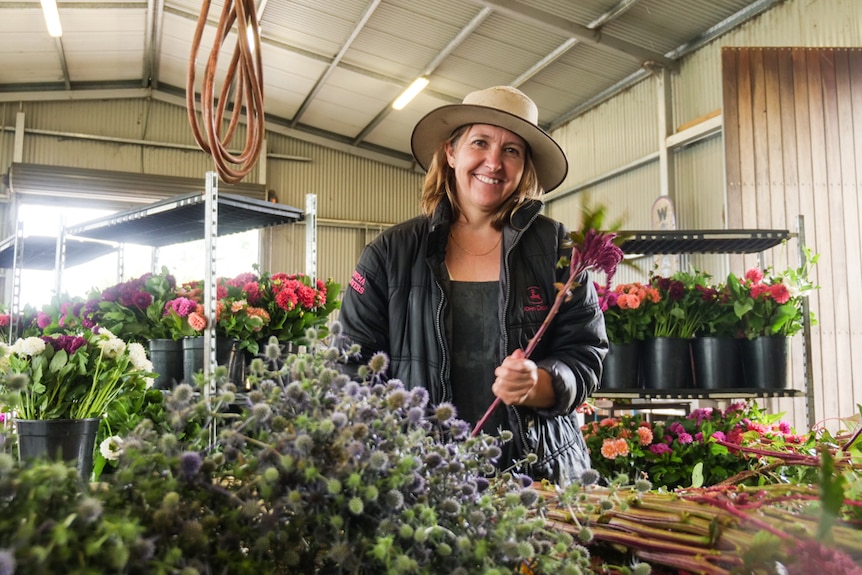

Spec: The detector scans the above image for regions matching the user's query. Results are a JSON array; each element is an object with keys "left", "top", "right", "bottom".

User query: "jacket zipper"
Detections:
[
  {"left": 503, "top": 210, "right": 541, "bottom": 452},
  {"left": 433, "top": 274, "right": 450, "bottom": 403}
]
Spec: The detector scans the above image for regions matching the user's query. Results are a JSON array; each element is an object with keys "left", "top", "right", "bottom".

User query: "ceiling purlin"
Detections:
[
  {"left": 290, "top": 0, "right": 383, "bottom": 129},
  {"left": 474, "top": 0, "right": 679, "bottom": 73},
  {"left": 351, "top": 6, "right": 495, "bottom": 147}
]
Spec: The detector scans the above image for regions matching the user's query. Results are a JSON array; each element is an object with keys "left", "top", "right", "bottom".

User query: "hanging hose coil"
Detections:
[{"left": 186, "top": 0, "right": 265, "bottom": 184}]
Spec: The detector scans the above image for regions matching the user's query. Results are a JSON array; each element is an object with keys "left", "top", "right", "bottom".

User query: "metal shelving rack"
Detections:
[{"left": 600, "top": 217, "right": 814, "bottom": 428}]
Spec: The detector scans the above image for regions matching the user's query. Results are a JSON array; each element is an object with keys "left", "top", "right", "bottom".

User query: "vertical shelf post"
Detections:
[
  {"left": 204, "top": 172, "right": 218, "bottom": 401},
  {"left": 796, "top": 215, "right": 815, "bottom": 430},
  {"left": 305, "top": 193, "right": 317, "bottom": 283},
  {"left": 9, "top": 221, "right": 24, "bottom": 344}
]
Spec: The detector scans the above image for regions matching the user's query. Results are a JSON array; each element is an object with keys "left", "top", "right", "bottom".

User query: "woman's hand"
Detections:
[{"left": 493, "top": 349, "right": 555, "bottom": 408}]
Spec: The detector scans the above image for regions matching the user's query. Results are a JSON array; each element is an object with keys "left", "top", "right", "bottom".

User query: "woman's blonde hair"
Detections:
[{"left": 418, "top": 125, "right": 541, "bottom": 229}]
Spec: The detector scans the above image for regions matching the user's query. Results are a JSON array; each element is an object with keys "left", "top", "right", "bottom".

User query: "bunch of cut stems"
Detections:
[{"left": 538, "top": 479, "right": 862, "bottom": 575}]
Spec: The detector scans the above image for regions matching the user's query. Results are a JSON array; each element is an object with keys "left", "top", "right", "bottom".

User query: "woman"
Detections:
[{"left": 339, "top": 86, "right": 607, "bottom": 486}]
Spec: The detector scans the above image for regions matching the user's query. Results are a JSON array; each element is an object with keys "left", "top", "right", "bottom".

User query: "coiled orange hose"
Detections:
[{"left": 186, "top": 0, "right": 265, "bottom": 184}]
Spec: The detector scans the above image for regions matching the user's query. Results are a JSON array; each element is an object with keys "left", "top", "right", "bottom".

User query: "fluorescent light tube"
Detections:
[
  {"left": 40, "top": 0, "right": 63, "bottom": 37},
  {"left": 392, "top": 77, "right": 429, "bottom": 110}
]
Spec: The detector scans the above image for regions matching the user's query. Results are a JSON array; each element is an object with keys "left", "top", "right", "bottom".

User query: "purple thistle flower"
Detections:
[
  {"left": 179, "top": 451, "right": 202, "bottom": 479},
  {"left": 475, "top": 476, "right": 490, "bottom": 492},
  {"left": 406, "top": 406, "right": 424, "bottom": 426},
  {"left": 0, "top": 550, "right": 15, "bottom": 575}
]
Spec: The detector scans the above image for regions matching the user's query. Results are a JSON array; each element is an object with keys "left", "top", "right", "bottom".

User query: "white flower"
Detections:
[
  {"left": 97, "top": 337, "right": 126, "bottom": 359},
  {"left": 99, "top": 436, "right": 124, "bottom": 460},
  {"left": 127, "top": 342, "right": 154, "bottom": 372},
  {"left": 11, "top": 337, "right": 46, "bottom": 357},
  {"left": 96, "top": 327, "right": 117, "bottom": 340}
]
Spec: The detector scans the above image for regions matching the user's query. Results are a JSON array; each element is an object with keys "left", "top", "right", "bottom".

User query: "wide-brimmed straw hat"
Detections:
[{"left": 410, "top": 85, "right": 568, "bottom": 192}]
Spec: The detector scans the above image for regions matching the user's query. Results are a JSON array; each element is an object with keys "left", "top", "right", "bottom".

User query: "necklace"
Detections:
[{"left": 449, "top": 231, "right": 502, "bottom": 256}]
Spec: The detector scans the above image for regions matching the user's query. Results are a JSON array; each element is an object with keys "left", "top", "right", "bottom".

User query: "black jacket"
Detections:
[{"left": 340, "top": 198, "right": 608, "bottom": 485}]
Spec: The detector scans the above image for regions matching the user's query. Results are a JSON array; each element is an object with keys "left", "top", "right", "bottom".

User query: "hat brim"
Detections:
[{"left": 410, "top": 104, "right": 568, "bottom": 193}]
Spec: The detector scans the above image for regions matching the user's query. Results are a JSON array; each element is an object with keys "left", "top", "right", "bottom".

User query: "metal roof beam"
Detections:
[
  {"left": 290, "top": 0, "right": 383, "bottom": 128},
  {"left": 474, "top": 0, "right": 679, "bottom": 71}
]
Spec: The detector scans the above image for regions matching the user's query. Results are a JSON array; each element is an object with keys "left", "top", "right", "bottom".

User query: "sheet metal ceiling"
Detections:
[{"left": 0, "top": 0, "right": 783, "bottom": 167}]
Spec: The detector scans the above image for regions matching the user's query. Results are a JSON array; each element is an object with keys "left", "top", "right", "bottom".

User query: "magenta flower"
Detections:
[
  {"left": 649, "top": 443, "right": 672, "bottom": 455},
  {"left": 165, "top": 297, "right": 197, "bottom": 318},
  {"left": 677, "top": 432, "right": 693, "bottom": 445},
  {"left": 36, "top": 312, "right": 52, "bottom": 329}
]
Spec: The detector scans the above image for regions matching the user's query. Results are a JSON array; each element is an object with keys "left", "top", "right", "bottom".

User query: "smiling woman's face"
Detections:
[{"left": 445, "top": 124, "right": 526, "bottom": 216}]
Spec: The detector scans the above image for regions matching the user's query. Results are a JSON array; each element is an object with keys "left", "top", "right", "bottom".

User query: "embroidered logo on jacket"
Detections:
[
  {"left": 349, "top": 270, "right": 366, "bottom": 294},
  {"left": 524, "top": 286, "right": 549, "bottom": 313}
]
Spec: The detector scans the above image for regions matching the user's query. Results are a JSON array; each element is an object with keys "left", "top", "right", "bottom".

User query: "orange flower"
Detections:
[
  {"left": 247, "top": 307, "right": 271, "bottom": 323},
  {"left": 600, "top": 438, "right": 630, "bottom": 459},
  {"left": 636, "top": 426, "right": 653, "bottom": 446},
  {"left": 188, "top": 311, "right": 207, "bottom": 331}
]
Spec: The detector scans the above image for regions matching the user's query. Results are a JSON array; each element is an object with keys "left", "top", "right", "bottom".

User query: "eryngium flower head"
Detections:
[{"left": 179, "top": 451, "right": 203, "bottom": 479}]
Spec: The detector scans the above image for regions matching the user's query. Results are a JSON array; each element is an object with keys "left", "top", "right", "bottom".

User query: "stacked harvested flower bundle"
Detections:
[{"left": 537, "top": 437, "right": 862, "bottom": 575}]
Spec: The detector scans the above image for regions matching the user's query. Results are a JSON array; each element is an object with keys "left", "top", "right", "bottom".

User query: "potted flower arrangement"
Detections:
[
  {"left": 596, "top": 281, "right": 660, "bottom": 390},
  {"left": 253, "top": 269, "right": 341, "bottom": 351},
  {"left": 639, "top": 269, "right": 714, "bottom": 389},
  {"left": 78, "top": 267, "right": 178, "bottom": 343},
  {"left": 0, "top": 328, "right": 154, "bottom": 478},
  {"left": 213, "top": 271, "right": 271, "bottom": 356},
  {"left": 726, "top": 247, "right": 819, "bottom": 389},
  {"left": 685, "top": 277, "right": 745, "bottom": 389}
]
